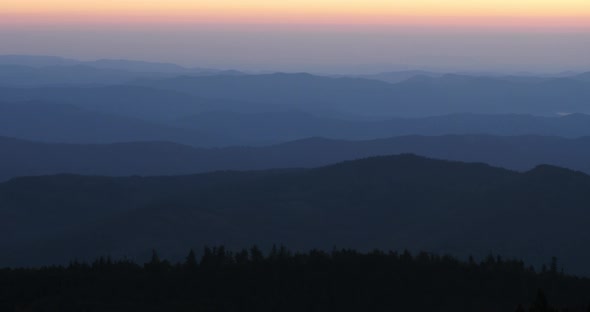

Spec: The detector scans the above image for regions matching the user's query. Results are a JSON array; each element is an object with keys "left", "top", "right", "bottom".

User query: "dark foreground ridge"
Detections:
[
  {"left": 3, "top": 154, "right": 590, "bottom": 274},
  {"left": 1, "top": 247, "right": 588, "bottom": 312}
]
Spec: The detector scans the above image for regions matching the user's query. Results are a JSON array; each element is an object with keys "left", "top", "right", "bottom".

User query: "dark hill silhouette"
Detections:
[
  {"left": 3, "top": 155, "right": 590, "bottom": 275},
  {"left": 2, "top": 134, "right": 590, "bottom": 182}
]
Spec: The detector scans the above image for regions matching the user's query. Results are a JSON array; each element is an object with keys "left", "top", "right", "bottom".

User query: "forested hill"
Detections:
[{"left": 2, "top": 155, "right": 590, "bottom": 275}]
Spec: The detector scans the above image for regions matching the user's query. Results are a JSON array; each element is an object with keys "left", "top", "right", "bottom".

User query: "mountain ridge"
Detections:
[
  {"left": 0, "top": 101, "right": 232, "bottom": 146},
  {"left": 2, "top": 133, "right": 590, "bottom": 183},
  {"left": 3, "top": 154, "right": 590, "bottom": 275}
]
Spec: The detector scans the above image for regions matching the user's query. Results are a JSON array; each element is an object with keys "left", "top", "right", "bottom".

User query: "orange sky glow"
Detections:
[{"left": 3, "top": 0, "right": 590, "bottom": 29}]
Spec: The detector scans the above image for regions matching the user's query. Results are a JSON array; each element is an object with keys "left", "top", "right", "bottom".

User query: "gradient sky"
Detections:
[{"left": 2, "top": 0, "right": 589, "bottom": 73}]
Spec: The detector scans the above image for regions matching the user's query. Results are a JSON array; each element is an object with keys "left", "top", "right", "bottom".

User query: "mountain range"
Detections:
[
  {"left": 134, "top": 73, "right": 590, "bottom": 117},
  {"left": 177, "top": 111, "right": 590, "bottom": 143},
  {"left": 0, "top": 55, "right": 243, "bottom": 87},
  {"left": 0, "top": 101, "right": 230, "bottom": 146},
  {"left": 3, "top": 54, "right": 590, "bottom": 279},
  {"left": 2, "top": 134, "right": 590, "bottom": 182},
  {"left": 4, "top": 97, "right": 590, "bottom": 146},
  {"left": 2, "top": 55, "right": 590, "bottom": 119},
  {"left": 0, "top": 54, "right": 218, "bottom": 73},
  {"left": 3, "top": 154, "right": 590, "bottom": 275}
]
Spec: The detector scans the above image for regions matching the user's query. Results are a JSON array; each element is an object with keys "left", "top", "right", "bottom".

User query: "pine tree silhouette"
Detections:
[
  {"left": 550, "top": 257, "right": 558, "bottom": 275},
  {"left": 529, "top": 289, "right": 557, "bottom": 312},
  {"left": 184, "top": 249, "right": 198, "bottom": 270}
]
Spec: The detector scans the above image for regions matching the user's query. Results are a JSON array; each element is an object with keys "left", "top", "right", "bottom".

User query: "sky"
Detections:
[{"left": 1, "top": 0, "right": 590, "bottom": 73}]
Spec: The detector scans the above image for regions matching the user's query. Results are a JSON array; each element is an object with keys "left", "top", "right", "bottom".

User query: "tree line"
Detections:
[{"left": 1, "top": 246, "right": 589, "bottom": 312}]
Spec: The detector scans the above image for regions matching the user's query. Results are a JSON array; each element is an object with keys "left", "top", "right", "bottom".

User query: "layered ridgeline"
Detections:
[
  {"left": 2, "top": 154, "right": 590, "bottom": 275},
  {"left": 2, "top": 55, "right": 589, "bottom": 119},
  {"left": 2, "top": 63, "right": 590, "bottom": 147},
  {"left": 2, "top": 135, "right": 590, "bottom": 182},
  {"left": 1, "top": 71, "right": 590, "bottom": 121},
  {"left": 174, "top": 111, "right": 590, "bottom": 144},
  {"left": 4, "top": 99, "right": 590, "bottom": 146},
  {"left": 133, "top": 73, "right": 590, "bottom": 117},
  {"left": 0, "top": 56, "right": 241, "bottom": 86},
  {"left": 0, "top": 101, "right": 234, "bottom": 146}
]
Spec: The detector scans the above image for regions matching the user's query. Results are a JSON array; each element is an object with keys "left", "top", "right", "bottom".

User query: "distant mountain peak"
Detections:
[{"left": 525, "top": 164, "right": 586, "bottom": 178}]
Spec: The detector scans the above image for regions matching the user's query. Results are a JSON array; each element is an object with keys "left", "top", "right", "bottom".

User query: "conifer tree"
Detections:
[{"left": 184, "top": 249, "right": 198, "bottom": 270}]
